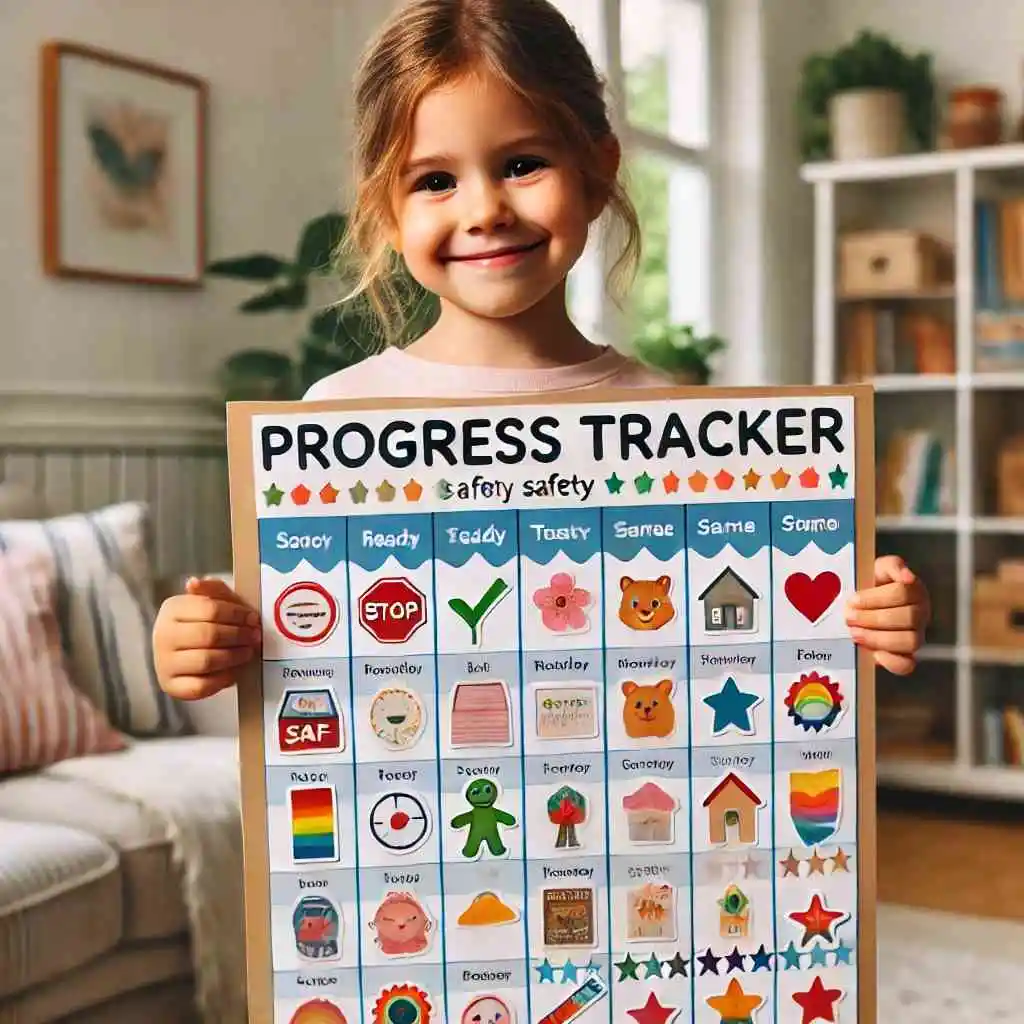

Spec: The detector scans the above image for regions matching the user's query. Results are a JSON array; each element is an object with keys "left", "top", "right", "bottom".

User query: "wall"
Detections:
[{"left": 0, "top": 0, "right": 370, "bottom": 439}]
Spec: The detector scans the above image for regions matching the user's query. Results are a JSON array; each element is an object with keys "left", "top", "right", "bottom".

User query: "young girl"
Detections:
[{"left": 153, "top": 0, "right": 929, "bottom": 699}]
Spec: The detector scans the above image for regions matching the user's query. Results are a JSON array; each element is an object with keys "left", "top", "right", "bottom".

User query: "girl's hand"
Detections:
[
  {"left": 153, "top": 576, "right": 262, "bottom": 700},
  {"left": 845, "top": 555, "right": 931, "bottom": 675}
]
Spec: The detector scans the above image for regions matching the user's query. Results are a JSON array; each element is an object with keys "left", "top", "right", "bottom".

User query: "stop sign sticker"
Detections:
[{"left": 359, "top": 577, "right": 428, "bottom": 644}]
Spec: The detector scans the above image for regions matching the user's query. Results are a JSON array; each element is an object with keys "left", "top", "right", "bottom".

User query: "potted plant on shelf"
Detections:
[
  {"left": 797, "top": 29, "right": 936, "bottom": 162},
  {"left": 209, "top": 211, "right": 439, "bottom": 401},
  {"left": 633, "top": 322, "right": 725, "bottom": 384}
]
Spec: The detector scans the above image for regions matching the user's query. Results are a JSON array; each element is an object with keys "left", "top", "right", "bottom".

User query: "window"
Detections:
[
  {"left": 710, "top": 606, "right": 722, "bottom": 626},
  {"left": 554, "top": 0, "right": 711, "bottom": 347},
  {"left": 735, "top": 606, "right": 747, "bottom": 627}
]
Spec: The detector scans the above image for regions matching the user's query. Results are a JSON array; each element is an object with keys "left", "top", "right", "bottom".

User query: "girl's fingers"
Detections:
[
  {"left": 848, "top": 580, "right": 913, "bottom": 611},
  {"left": 174, "top": 595, "right": 260, "bottom": 627},
  {"left": 874, "top": 650, "right": 917, "bottom": 676},
  {"left": 174, "top": 622, "right": 261, "bottom": 651},
  {"left": 164, "top": 671, "right": 239, "bottom": 701},
  {"left": 845, "top": 604, "right": 926, "bottom": 631},
  {"left": 172, "top": 646, "right": 254, "bottom": 677},
  {"left": 873, "top": 554, "right": 915, "bottom": 586},
  {"left": 850, "top": 627, "right": 921, "bottom": 655}
]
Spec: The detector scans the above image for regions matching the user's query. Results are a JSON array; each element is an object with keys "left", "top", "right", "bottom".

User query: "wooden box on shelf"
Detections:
[
  {"left": 997, "top": 436, "right": 1024, "bottom": 515},
  {"left": 839, "top": 229, "right": 954, "bottom": 297},
  {"left": 973, "top": 561, "right": 1024, "bottom": 648}
]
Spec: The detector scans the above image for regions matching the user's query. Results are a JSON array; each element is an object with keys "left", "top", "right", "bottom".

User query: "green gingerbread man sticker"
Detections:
[{"left": 450, "top": 778, "right": 517, "bottom": 858}]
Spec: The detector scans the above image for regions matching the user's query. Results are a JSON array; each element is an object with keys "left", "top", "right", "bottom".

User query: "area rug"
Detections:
[{"left": 878, "top": 903, "right": 1024, "bottom": 1020}]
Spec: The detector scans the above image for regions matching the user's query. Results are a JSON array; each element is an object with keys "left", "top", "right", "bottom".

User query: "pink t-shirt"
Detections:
[{"left": 303, "top": 344, "right": 671, "bottom": 400}]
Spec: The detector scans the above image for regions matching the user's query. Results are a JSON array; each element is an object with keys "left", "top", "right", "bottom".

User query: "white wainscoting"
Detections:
[{"left": 0, "top": 385, "right": 231, "bottom": 577}]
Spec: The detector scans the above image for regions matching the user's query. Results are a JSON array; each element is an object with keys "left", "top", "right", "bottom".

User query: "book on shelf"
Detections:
[
  {"left": 981, "top": 702, "right": 1024, "bottom": 767},
  {"left": 839, "top": 303, "right": 954, "bottom": 380},
  {"left": 975, "top": 198, "right": 1024, "bottom": 370},
  {"left": 878, "top": 429, "right": 955, "bottom": 516}
]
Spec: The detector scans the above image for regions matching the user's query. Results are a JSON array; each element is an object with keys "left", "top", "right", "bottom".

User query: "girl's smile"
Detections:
[{"left": 444, "top": 238, "right": 548, "bottom": 268}]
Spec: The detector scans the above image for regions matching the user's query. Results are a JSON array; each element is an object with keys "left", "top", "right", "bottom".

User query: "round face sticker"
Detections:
[
  {"left": 369, "top": 792, "right": 431, "bottom": 855},
  {"left": 461, "top": 996, "right": 513, "bottom": 1024},
  {"left": 370, "top": 688, "right": 426, "bottom": 751},
  {"left": 274, "top": 581, "right": 339, "bottom": 645}
]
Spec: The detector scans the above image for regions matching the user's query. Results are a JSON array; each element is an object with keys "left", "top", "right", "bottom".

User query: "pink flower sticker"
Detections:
[{"left": 533, "top": 572, "right": 592, "bottom": 633}]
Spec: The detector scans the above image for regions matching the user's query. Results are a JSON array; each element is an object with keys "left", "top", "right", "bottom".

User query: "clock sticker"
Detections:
[
  {"left": 369, "top": 792, "right": 432, "bottom": 855},
  {"left": 274, "top": 581, "right": 340, "bottom": 645}
]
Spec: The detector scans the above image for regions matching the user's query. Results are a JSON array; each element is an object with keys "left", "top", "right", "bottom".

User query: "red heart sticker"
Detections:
[{"left": 784, "top": 571, "right": 841, "bottom": 623}]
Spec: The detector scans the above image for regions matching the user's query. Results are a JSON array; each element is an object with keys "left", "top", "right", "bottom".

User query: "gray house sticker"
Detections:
[{"left": 698, "top": 567, "right": 759, "bottom": 633}]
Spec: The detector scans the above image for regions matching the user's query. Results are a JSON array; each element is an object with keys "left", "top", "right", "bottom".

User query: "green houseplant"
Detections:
[
  {"left": 797, "top": 30, "right": 936, "bottom": 161},
  {"left": 633, "top": 322, "right": 725, "bottom": 384},
  {"left": 209, "top": 211, "right": 439, "bottom": 401}
]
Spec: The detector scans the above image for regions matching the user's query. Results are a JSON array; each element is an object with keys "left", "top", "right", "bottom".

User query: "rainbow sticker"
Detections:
[
  {"left": 784, "top": 672, "right": 844, "bottom": 732},
  {"left": 289, "top": 786, "right": 339, "bottom": 864},
  {"left": 788, "top": 769, "right": 841, "bottom": 847}
]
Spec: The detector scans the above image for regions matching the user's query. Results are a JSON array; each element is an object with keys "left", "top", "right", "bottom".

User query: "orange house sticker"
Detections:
[{"left": 703, "top": 772, "right": 764, "bottom": 845}]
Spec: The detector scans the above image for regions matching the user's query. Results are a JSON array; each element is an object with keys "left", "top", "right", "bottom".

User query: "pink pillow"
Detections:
[{"left": 0, "top": 546, "right": 126, "bottom": 774}]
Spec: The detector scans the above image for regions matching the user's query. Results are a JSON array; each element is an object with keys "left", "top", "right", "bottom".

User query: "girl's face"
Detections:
[{"left": 392, "top": 71, "right": 610, "bottom": 321}]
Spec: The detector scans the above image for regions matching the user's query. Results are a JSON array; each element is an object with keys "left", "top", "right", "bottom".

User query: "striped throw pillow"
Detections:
[
  {"left": 0, "top": 546, "right": 126, "bottom": 773},
  {"left": 0, "top": 502, "right": 190, "bottom": 737}
]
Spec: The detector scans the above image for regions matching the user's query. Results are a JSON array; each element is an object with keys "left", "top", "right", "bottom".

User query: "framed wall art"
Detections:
[{"left": 41, "top": 41, "right": 207, "bottom": 287}]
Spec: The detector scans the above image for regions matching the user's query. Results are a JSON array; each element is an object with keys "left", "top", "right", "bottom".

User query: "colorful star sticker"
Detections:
[
  {"left": 809, "top": 944, "right": 829, "bottom": 967},
  {"left": 697, "top": 947, "right": 721, "bottom": 976},
  {"left": 319, "top": 483, "right": 339, "bottom": 504},
  {"left": 606, "top": 473, "right": 624, "bottom": 495},
  {"left": 831, "top": 847, "right": 851, "bottom": 872},
  {"left": 376, "top": 480, "right": 396, "bottom": 502},
  {"left": 749, "top": 944, "right": 773, "bottom": 971},
  {"left": 743, "top": 468, "right": 761, "bottom": 490},
  {"left": 262, "top": 483, "right": 284, "bottom": 507},
  {"left": 634, "top": 471, "right": 654, "bottom": 495},
  {"left": 665, "top": 952, "right": 688, "bottom": 977},
  {"left": 828, "top": 464, "right": 848, "bottom": 489},
  {"left": 779, "top": 941, "right": 802, "bottom": 970},
  {"left": 349, "top": 481, "right": 368, "bottom": 504},
  {"left": 662, "top": 471, "right": 680, "bottom": 494},
  {"left": 641, "top": 952, "right": 662, "bottom": 978},
  {"left": 403, "top": 479, "right": 423, "bottom": 502},
  {"left": 290, "top": 484, "right": 311, "bottom": 506},
  {"left": 560, "top": 959, "right": 579, "bottom": 983},
  {"left": 833, "top": 940, "right": 853, "bottom": 965},
  {"left": 706, "top": 978, "right": 764, "bottom": 1023},
  {"left": 725, "top": 946, "right": 746, "bottom": 972},
  {"left": 788, "top": 893, "right": 849, "bottom": 946},
  {"left": 615, "top": 953, "right": 640, "bottom": 981},
  {"left": 535, "top": 958, "right": 556, "bottom": 983},
  {"left": 807, "top": 849, "right": 828, "bottom": 875},
  {"left": 780, "top": 850, "right": 801, "bottom": 877},
  {"left": 714, "top": 468, "right": 734, "bottom": 490},
  {"left": 703, "top": 676, "right": 761, "bottom": 735},
  {"left": 689, "top": 470, "right": 708, "bottom": 492},
  {"left": 792, "top": 976, "right": 843, "bottom": 1024},
  {"left": 799, "top": 466, "right": 820, "bottom": 488},
  {"left": 626, "top": 993, "right": 676, "bottom": 1024},
  {"left": 771, "top": 467, "right": 791, "bottom": 489}
]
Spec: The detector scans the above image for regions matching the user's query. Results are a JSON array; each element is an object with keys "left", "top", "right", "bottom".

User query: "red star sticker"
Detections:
[
  {"left": 792, "top": 975, "right": 843, "bottom": 1024},
  {"left": 627, "top": 993, "right": 677, "bottom": 1024},
  {"left": 714, "top": 468, "right": 734, "bottom": 490},
  {"left": 799, "top": 466, "right": 820, "bottom": 488},
  {"left": 319, "top": 483, "right": 339, "bottom": 504},
  {"left": 788, "top": 893, "right": 849, "bottom": 945},
  {"left": 290, "top": 484, "right": 311, "bottom": 506},
  {"left": 662, "top": 471, "right": 680, "bottom": 494},
  {"left": 688, "top": 470, "right": 708, "bottom": 493}
]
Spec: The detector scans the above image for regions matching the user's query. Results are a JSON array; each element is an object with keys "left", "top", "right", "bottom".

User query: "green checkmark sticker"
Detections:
[{"left": 449, "top": 577, "right": 510, "bottom": 646}]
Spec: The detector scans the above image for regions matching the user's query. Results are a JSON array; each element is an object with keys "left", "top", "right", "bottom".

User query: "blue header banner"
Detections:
[
  {"left": 258, "top": 517, "right": 347, "bottom": 573},
  {"left": 602, "top": 505, "right": 686, "bottom": 562},
  {"left": 771, "top": 500, "right": 855, "bottom": 555},
  {"left": 519, "top": 508, "right": 601, "bottom": 565},
  {"left": 346, "top": 514, "right": 432, "bottom": 571},
  {"left": 434, "top": 510, "right": 518, "bottom": 567},
  {"left": 686, "top": 503, "right": 770, "bottom": 559}
]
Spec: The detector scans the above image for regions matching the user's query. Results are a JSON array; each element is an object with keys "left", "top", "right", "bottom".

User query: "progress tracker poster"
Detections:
[{"left": 227, "top": 385, "right": 876, "bottom": 1024}]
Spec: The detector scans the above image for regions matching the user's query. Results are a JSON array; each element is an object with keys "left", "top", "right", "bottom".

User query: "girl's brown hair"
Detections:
[{"left": 341, "top": 0, "right": 642, "bottom": 342}]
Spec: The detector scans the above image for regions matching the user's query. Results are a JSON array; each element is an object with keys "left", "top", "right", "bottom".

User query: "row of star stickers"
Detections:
[
  {"left": 779, "top": 846, "right": 853, "bottom": 877},
  {"left": 614, "top": 940, "right": 855, "bottom": 980},
  {"left": 622, "top": 976, "right": 843, "bottom": 1024},
  {"left": 260, "top": 465, "right": 851, "bottom": 507}
]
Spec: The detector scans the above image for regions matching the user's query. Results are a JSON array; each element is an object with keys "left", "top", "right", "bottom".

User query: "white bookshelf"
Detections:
[{"left": 802, "top": 143, "right": 1024, "bottom": 800}]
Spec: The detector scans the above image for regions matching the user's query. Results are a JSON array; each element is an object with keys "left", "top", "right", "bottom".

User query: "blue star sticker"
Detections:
[
  {"left": 833, "top": 940, "right": 854, "bottom": 965},
  {"left": 560, "top": 959, "right": 579, "bottom": 983},
  {"left": 749, "top": 944, "right": 773, "bottom": 971},
  {"left": 809, "top": 943, "right": 829, "bottom": 967},
  {"left": 584, "top": 958, "right": 602, "bottom": 975},
  {"left": 535, "top": 958, "right": 556, "bottom": 983},
  {"left": 703, "top": 676, "right": 762, "bottom": 735},
  {"left": 779, "top": 941, "right": 802, "bottom": 970}
]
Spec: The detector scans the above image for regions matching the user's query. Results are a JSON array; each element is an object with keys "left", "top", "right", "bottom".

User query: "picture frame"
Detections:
[{"left": 41, "top": 41, "right": 208, "bottom": 287}]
